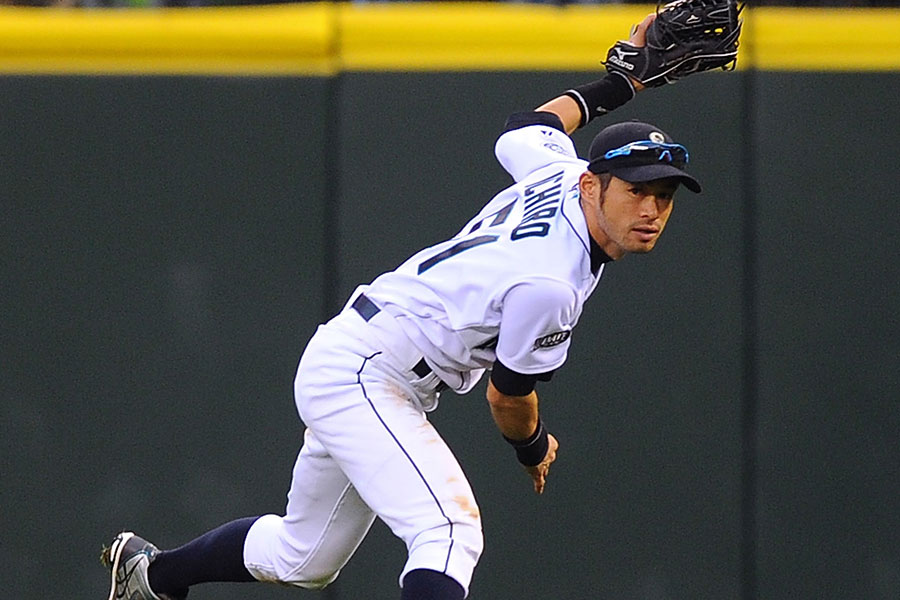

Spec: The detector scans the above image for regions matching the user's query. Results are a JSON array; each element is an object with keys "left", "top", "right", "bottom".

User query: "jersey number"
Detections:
[{"left": 416, "top": 201, "right": 515, "bottom": 274}]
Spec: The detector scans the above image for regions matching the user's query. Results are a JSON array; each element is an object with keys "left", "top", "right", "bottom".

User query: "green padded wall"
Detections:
[
  {"left": 1, "top": 70, "right": 897, "bottom": 600},
  {"left": 334, "top": 72, "right": 744, "bottom": 600},
  {"left": 753, "top": 73, "right": 900, "bottom": 600},
  {"left": 0, "top": 76, "right": 332, "bottom": 600}
]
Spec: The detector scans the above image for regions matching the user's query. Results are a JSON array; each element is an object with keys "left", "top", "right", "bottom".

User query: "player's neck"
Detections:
[
  {"left": 588, "top": 235, "right": 615, "bottom": 273},
  {"left": 579, "top": 196, "right": 625, "bottom": 261}
]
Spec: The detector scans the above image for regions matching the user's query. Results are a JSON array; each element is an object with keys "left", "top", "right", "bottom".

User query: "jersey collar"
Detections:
[{"left": 589, "top": 235, "right": 614, "bottom": 275}]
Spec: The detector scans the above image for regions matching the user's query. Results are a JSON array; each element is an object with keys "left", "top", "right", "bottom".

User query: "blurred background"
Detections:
[{"left": 1, "top": 2, "right": 898, "bottom": 600}]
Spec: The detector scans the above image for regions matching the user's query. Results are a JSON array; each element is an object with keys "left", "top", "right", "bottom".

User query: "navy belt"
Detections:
[{"left": 351, "top": 294, "right": 441, "bottom": 382}]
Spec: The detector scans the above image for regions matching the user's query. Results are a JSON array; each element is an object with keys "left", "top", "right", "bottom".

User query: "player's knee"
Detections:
[
  {"left": 254, "top": 568, "right": 339, "bottom": 591},
  {"left": 278, "top": 569, "right": 340, "bottom": 590},
  {"left": 243, "top": 514, "right": 343, "bottom": 590},
  {"left": 273, "top": 554, "right": 342, "bottom": 590}
]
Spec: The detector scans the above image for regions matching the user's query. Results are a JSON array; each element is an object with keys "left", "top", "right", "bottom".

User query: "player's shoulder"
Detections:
[
  {"left": 496, "top": 112, "right": 578, "bottom": 159},
  {"left": 495, "top": 111, "right": 583, "bottom": 183}
]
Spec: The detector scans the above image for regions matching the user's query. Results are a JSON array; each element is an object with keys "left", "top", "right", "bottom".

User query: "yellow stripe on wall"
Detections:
[
  {"left": 747, "top": 8, "right": 900, "bottom": 72},
  {"left": 0, "top": 3, "right": 898, "bottom": 75},
  {"left": 0, "top": 4, "right": 337, "bottom": 75},
  {"left": 340, "top": 4, "right": 650, "bottom": 71}
]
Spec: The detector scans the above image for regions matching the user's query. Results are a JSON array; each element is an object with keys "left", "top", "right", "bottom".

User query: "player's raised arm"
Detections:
[
  {"left": 537, "top": 0, "right": 742, "bottom": 134},
  {"left": 535, "top": 14, "right": 656, "bottom": 135}
]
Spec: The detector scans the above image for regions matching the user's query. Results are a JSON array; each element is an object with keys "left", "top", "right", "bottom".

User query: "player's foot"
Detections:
[{"left": 100, "top": 531, "right": 173, "bottom": 600}]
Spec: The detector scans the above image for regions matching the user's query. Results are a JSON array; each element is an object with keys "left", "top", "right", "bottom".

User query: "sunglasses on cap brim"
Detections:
[{"left": 602, "top": 140, "right": 690, "bottom": 168}]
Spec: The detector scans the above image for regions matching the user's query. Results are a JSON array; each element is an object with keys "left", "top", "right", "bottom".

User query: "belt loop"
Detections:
[
  {"left": 412, "top": 358, "right": 431, "bottom": 378},
  {"left": 351, "top": 294, "right": 380, "bottom": 322}
]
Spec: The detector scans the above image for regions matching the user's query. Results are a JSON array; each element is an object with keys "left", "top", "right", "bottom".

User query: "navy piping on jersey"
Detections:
[
  {"left": 355, "top": 352, "right": 455, "bottom": 574},
  {"left": 505, "top": 111, "right": 614, "bottom": 274},
  {"left": 560, "top": 187, "right": 613, "bottom": 275},
  {"left": 559, "top": 190, "right": 592, "bottom": 268}
]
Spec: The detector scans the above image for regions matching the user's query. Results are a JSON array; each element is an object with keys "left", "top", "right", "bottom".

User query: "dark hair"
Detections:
[
  {"left": 598, "top": 172, "right": 613, "bottom": 190},
  {"left": 596, "top": 172, "right": 613, "bottom": 209}
]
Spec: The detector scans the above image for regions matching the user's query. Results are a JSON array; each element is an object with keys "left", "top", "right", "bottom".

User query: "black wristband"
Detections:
[
  {"left": 563, "top": 72, "right": 636, "bottom": 129},
  {"left": 503, "top": 420, "right": 550, "bottom": 467}
]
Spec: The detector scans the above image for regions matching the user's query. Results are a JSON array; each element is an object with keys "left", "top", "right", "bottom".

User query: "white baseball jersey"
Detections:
[
  {"left": 244, "top": 119, "right": 605, "bottom": 596},
  {"left": 360, "top": 121, "right": 605, "bottom": 394}
]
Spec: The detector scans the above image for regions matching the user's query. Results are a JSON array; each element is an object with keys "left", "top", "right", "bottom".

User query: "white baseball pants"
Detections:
[{"left": 242, "top": 304, "right": 484, "bottom": 596}]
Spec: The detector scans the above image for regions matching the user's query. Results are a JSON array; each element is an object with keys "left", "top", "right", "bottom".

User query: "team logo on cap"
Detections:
[
  {"left": 649, "top": 131, "right": 666, "bottom": 143},
  {"left": 533, "top": 330, "right": 571, "bottom": 350}
]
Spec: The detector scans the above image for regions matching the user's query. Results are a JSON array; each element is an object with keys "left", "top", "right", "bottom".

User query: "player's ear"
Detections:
[{"left": 579, "top": 171, "right": 600, "bottom": 203}]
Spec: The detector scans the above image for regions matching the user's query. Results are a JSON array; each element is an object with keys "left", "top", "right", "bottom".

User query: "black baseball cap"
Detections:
[{"left": 587, "top": 121, "right": 702, "bottom": 193}]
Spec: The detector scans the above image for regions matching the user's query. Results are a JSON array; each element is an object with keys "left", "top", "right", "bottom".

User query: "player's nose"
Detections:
[{"left": 638, "top": 194, "right": 659, "bottom": 218}]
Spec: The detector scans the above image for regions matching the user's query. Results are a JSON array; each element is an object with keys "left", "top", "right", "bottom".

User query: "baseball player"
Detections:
[{"left": 102, "top": 10, "right": 724, "bottom": 600}]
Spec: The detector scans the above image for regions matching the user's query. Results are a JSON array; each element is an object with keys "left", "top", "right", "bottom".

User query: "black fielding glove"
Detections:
[{"left": 604, "top": 0, "right": 744, "bottom": 88}]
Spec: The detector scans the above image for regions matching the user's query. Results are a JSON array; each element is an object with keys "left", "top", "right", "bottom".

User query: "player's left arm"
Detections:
[
  {"left": 535, "top": 13, "right": 656, "bottom": 135},
  {"left": 488, "top": 279, "right": 575, "bottom": 494},
  {"left": 486, "top": 380, "right": 559, "bottom": 495}
]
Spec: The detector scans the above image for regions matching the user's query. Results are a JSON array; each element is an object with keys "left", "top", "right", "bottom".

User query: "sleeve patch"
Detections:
[{"left": 533, "top": 330, "right": 571, "bottom": 350}]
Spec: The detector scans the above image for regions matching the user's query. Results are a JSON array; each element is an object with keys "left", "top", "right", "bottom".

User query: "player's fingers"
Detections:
[
  {"left": 538, "top": 461, "right": 553, "bottom": 493},
  {"left": 545, "top": 435, "right": 559, "bottom": 465},
  {"left": 526, "top": 463, "right": 546, "bottom": 494},
  {"left": 628, "top": 13, "right": 656, "bottom": 48}
]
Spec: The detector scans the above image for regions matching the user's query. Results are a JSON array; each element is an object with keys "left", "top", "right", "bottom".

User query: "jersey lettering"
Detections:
[
  {"left": 511, "top": 222, "right": 550, "bottom": 240},
  {"left": 418, "top": 170, "right": 567, "bottom": 271},
  {"left": 512, "top": 170, "right": 563, "bottom": 240},
  {"left": 521, "top": 207, "right": 557, "bottom": 224},
  {"left": 523, "top": 170, "right": 564, "bottom": 205}
]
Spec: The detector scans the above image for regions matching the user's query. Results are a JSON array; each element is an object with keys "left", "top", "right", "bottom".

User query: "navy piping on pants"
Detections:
[{"left": 355, "top": 352, "right": 455, "bottom": 574}]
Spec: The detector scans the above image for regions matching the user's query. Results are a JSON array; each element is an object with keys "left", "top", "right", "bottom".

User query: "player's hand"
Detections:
[
  {"left": 525, "top": 434, "right": 559, "bottom": 495},
  {"left": 628, "top": 13, "right": 656, "bottom": 48},
  {"left": 625, "top": 13, "right": 657, "bottom": 92}
]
